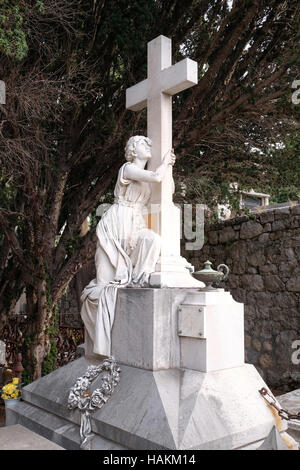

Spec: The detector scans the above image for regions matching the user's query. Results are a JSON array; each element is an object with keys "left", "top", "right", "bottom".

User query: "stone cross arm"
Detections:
[{"left": 126, "top": 58, "right": 198, "bottom": 111}]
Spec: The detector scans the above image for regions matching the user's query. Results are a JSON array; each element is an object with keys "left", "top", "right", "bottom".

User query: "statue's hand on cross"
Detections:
[
  {"left": 123, "top": 143, "right": 175, "bottom": 184},
  {"left": 165, "top": 148, "right": 176, "bottom": 167},
  {"left": 162, "top": 148, "right": 176, "bottom": 195}
]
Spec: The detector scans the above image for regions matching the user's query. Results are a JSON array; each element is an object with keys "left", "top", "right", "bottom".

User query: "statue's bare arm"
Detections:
[{"left": 124, "top": 150, "right": 175, "bottom": 183}]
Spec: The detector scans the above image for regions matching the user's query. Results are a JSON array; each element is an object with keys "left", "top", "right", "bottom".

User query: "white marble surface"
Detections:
[
  {"left": 126, "top": 35, "right": 201, "bottom": 285},
  {"left": 80, "top": 137, "right": 176, "bottom": 356},
  {"left": 5, "top": 402, "right": 125, "bottom": 450},
  {"left": 111, "top": 288, "right": 187, "bottom": 370},
  {"left": 179, "top": 290, "right": 245, "bottom": 372},
  {"left": 87, "top": 287, "right": 245, "bottom": 373},
  {"left": 8, "top": 357, "right": 289, "bottom": 450}
]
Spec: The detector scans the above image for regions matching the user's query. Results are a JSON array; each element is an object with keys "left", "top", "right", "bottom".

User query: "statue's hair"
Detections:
[{"left": 125, "top": 135, "right": 152, "bottom": 162}]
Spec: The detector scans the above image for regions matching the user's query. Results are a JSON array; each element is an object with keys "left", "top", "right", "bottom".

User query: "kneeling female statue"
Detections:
[{"left": 81, "top": 136, "right": 175, "bottom": 356}]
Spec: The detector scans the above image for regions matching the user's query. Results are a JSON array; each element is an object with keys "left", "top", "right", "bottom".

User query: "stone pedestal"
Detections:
[
  {"left": 6, "top": 357, "right": 292, "bottom": 450},
  {"left": 149, "top": 269, "right": 205, "bottom": 288},
  {"left": 6, "top": 287, "right": 297, "bottom": 450},
  {"left": 178, "top": 290, "right": 244, "bottom": 372},
  {"left": 113, "top": 288, "right": 244, "bottom": 374},
  {"left": 111, "top": 288, "right": 185, "bottom": 370}
]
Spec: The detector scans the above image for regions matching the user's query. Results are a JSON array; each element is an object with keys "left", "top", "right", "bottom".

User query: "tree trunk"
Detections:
[
  {"left": 23, "top": 280, "right": 56, "bottom": 382},
  {"left": 0, "top": 265, "right": 24, "bottom": 334}
]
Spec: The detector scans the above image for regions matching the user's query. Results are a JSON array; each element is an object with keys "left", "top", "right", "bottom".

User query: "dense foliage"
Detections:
[{"left": 0, "top": 0, "right": 299, "bottom": 380}]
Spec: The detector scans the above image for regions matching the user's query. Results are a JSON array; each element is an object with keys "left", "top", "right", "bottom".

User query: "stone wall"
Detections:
[{"left": 183, "top": 205, "right": 300, "bottom": 391}]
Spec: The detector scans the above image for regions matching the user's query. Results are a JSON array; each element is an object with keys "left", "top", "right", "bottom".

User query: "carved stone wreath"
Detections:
[{"left": 67, "top": 356, "right": 121, "bottom": 449}]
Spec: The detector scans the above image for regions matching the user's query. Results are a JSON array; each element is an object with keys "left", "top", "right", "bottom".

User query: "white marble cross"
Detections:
[{"left": 126, "top": 35, "right": 199, "bottom": 286}]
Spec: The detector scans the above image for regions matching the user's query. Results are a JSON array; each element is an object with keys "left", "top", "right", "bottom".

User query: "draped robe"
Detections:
[{"left": 80, "top": 163, "right": 160, "bottom": 355}]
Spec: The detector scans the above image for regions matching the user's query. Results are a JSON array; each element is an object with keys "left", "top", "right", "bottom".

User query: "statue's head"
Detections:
[{"left": 125, "top": 136, "right": 152, "bottom": 162}]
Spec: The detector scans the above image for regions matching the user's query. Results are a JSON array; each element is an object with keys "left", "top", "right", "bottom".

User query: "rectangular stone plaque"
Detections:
[{"left": 177, "top": 305, "right": 206, "bottom": 339}]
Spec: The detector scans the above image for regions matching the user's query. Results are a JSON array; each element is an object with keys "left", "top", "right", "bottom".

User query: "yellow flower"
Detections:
[
  {"left": 2, "top": 385, "right": 17, "bottom": 397},
  {"left": 2, "top": 378, "right": 21, "bottom": 398}
]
